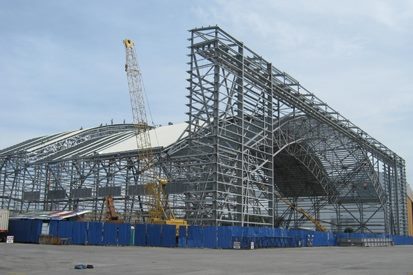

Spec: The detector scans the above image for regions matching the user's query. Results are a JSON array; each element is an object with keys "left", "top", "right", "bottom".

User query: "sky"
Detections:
[{"left": 0, "top": 0, "right": 412, "bottom": 183}]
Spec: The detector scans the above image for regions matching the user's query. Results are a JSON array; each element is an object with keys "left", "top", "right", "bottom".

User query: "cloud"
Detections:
[
  {"left": 0, "top": 0, "right": 194, "bottom": 150},
  {"left": 193, "top": 0, "right": 413, "bottom": 55},
  {"left": 0, "top": 0, "right": 411, "bottom": 185},
  {"left": 192, "top": 0, "right": 368, "bottom": 61},
  {"left": 191, "top": 0, "right": 413, "bottom": 184}
]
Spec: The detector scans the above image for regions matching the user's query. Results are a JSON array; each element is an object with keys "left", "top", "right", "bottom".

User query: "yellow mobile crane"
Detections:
[
  {"left": 123, "top": 39, "right": 187, "bottom": 234},
  {"left": 282, "top": 198, "right": 327, "bottom": 232},
  {"left": 274, "top": 190, "right": 326, "bottom": 232}
]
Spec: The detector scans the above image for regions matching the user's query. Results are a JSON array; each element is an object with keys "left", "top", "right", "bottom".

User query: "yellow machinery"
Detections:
[
  {"left": 123, "top": 39, "right": 187, "bottom": 234},
  {"left": 145, "top": 178, "right": 188, "bottom": 234},
  {"left": 287, "top": 200, "right": 327, "bottom": 232},
  {"left": 104, "top": 195, "right": 122, "bottom": 223},
  {"left": 274, "top": 190, "right": 326, "bottom": 232}
]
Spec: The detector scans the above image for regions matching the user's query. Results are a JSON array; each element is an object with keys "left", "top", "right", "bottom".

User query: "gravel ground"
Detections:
[{"left": 1, "top": 243, "right": 413, "bottom": 275}]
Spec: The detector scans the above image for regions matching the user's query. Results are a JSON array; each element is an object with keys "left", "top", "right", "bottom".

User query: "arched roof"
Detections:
[{"left": 0, "top": 123, "right": 187, "bottom": 162}]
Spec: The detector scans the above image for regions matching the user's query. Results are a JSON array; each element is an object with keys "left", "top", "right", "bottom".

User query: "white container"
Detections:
[{"left": 0, "top": 209, "right": 10, "bottom": 232}]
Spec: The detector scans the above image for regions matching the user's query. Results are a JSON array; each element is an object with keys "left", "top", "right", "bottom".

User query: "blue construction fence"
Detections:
[
  {"left": 176, "top": 226, "right": 336, "bottom": 248},
  {"left": 8, "top": 219, "right": 131, "bottom": 245},
  {"left": 48, "top": 220, "right": 131, "bottom": 245},
  {"left": 7, "top": 219, "right": 413, "bottom": 247},
  {"left": 8, "top": 219, "right": 43, "bottom": 243},
  {"left": 135, "top": 225, "right": 413, "bottom": 248}
]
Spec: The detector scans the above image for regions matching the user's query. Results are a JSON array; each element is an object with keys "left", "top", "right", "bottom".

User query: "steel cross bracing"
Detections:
[
  {"left": 0, "top": 148, "right": 170, "bottom": 223},
  {"left": 181, "top": 27, "right": 275, "bottom": 226},
  {"left": 0, "top": 124, "right": 177, "bottom": 223},
  {"left": 273, "top": 116, "right": 389, "bottom": 233},
  {"left": 182, "top": 26, "right": 407, "bottom": 234},
  {"left": 0, "top": 124, "right": 134, "bottom": 163}
]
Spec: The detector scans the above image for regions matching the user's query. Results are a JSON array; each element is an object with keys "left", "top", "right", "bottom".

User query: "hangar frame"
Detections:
[
  {"left": 175, "top": 26, "right": 407, "bottom": 234},
  {"left": 0, "top": 26, "right": 408, "bottom": 235}
]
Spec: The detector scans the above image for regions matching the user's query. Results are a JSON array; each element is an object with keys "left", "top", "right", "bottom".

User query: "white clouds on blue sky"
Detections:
[{"left": 0, "top": 0, "right": 412, "bottom": 183}]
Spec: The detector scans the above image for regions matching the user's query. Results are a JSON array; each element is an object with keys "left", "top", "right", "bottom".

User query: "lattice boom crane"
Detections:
[
  {"left": 123, "top": 39, "right": 152, "bottom": 163},
  {"left": 123, "top": 39, "right": 187, "bottom": 231}
]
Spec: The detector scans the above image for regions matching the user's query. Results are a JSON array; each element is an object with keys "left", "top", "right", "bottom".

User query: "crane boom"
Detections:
[
  {"left": 123, "top": 39, "right": 152, "bottom": 164},
  {"left": 275, "top": 190, "right": 327, "bottom": 231},
  {"left": 123, "top": 39, "right": 187, "bottom": 233},
  {"left": 124, "top": 38, "right": 160, "bottom": 221}
]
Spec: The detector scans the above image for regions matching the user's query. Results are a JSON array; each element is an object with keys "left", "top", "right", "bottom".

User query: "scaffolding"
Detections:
[{"left": 0, "top": 26, "right": 408, "bottom": 235}]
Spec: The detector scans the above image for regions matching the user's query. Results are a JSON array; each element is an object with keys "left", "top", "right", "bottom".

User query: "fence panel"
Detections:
[
  {"left": 393, "top": 235, "right": 413, "bottom": 245},
  {"left": 118, "top": 223, "right": 131, "bottom": 246},
  {"left": 217, "top": 226, "right": 233, "bottom": 249},
  {"left": 48, "top": 220, "right": 59, "bottom": 237},
  {"left": 103, "top": 223, "right": 118, "bottom": 245},
  {"left": 8, "top": 220, "right": 19, "bottom": 242},
  {"left": 178, "top": 226, "right": 187, "bottom": 247},
  {"left": 203, "top": 226, "right": 217, "bottom": 248},
  {"left": 9, "top": 220, "right": 28, "bottom": 243},
  {"left": 30, "top": 220, "right": 42, "bottom": 243},
  {"left": 10, "top": 220, "right": 43, "bottom": 243},
  {"left": 313, "top": 231, "right": 328, "bottom": 246},
  {"left": 147, "top": 224, "right": 162, "bottom": 246},
  {"left": 161, "top": 225, "right": 176, "bottom": 247},
  {"left": 87, "top": 222, "right": 103, "bottom": 245},
  {"left": 72, "top": 222, "right": 87, "bottom": 245},
  {"left": 48, "top": 220, "right": 58, "bottom": 236},
  {"left": 135, "top": 224, "right": 146, "bottom": 246},
  {"left": 187, "top": 226, "right": 203, "bottom": 248},
  {"left": 57, "top": 221, "right": 74, "bottom": 241}
]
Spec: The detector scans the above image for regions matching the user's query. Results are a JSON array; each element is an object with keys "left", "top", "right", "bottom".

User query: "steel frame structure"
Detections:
[
  {"left": 174, "top": 26, "right": 407, "bottom": 234},
  {"left": 0, "top": 26, "right": 408, "bottom": 234}
]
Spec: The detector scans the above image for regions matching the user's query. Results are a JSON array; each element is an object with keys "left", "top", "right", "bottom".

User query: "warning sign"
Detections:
[{"left": 6, "top": 236, "right": 14, "bottom": 244}]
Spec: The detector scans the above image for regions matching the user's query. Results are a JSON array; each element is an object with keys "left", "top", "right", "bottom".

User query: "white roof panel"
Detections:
[{"left": 98, "top": 123, "right": 187, "bottom": 155}]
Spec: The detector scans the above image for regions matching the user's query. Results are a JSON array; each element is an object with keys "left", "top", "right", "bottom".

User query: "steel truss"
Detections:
[
  {"left": 176, "top": 26, "right": 407, "bottom": 234},
  {"left": 0, "top": 26, "right": 408, "bottom": 234}
]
